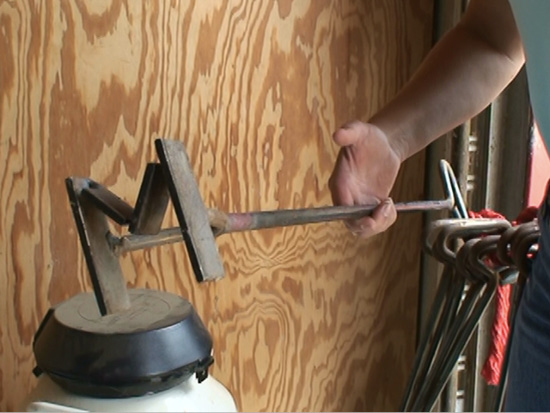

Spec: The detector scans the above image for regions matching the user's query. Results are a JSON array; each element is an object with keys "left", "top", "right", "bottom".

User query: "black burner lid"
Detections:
[{"left": 33, "top": 289, "right": 213, "bottom": 398}]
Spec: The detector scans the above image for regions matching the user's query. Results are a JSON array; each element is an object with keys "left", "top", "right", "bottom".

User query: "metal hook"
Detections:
[
  {"left": 439, "top": 160, "right": 468, "bottom": 219},
  {"left": 428, "top": 219, "right": 511, "bottom": 265}
]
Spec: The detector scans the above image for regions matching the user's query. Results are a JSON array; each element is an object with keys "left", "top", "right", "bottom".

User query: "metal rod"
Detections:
[
  {"left": 400, "top": 265, "right": 457, "bottom": 411},
  {"left": 112, "top": 198, "right": 454, "bottom": 255},
  {"left": 222, "top": 199, "right": 454, "bottom": 233}
]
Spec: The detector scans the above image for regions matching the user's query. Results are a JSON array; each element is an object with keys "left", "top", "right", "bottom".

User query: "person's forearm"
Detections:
[{"left": 370, "top": 10, "right": 525, "bottom": 162}]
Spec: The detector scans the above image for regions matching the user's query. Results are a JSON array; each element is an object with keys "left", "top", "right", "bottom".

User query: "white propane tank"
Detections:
[{"left": 25, "top": 374, "right": 237, "bottom": 412}]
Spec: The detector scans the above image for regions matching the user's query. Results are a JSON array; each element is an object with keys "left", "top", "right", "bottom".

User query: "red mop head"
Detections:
[{"left": 469, "top": 207, "right": 537, "bottom": 386}]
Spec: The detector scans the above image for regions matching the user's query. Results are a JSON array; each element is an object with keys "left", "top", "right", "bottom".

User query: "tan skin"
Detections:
[{"left": 329, "top": 0, "right": 525, "bottom": 238}]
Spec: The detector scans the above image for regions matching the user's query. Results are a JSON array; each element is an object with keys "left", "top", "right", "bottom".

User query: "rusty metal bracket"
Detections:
[
  {"left": 130, "top": 163, "right": 170, "bottom": 235},
  {"left": 155, "top": 139, "right": 225, "bottom": 282},
  {"left": 66, "top": 177, "right": 131, "bottom": 315}
]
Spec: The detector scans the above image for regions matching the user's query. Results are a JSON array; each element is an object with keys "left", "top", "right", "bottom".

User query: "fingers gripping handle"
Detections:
[{"left": 155, "top": 139, "right": 225, "bottom": 282}]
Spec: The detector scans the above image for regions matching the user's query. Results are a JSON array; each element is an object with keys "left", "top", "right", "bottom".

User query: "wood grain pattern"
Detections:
[{"left": 0, "top": 1, "right": 432, "bottom": 410}]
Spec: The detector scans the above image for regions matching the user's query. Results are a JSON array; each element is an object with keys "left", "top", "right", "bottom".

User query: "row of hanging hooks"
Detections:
[{"left": 401, "top": 215, "right": 540, "bottom": 411}]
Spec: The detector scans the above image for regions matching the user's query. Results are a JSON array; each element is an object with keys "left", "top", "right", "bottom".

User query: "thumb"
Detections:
[
  {"left": 332, "top": 121, "right": 369, "bottom": 147},
  {"left": 355, "top": 198, "right": 397, "bottom": 238}
]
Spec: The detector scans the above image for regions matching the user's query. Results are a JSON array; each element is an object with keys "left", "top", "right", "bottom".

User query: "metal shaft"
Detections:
[
  {"left": 112, "top": 198, "right": 454, "bottom": 255},
  {"left": 220, "top": 199, "right": 454, "bottom": 233}
]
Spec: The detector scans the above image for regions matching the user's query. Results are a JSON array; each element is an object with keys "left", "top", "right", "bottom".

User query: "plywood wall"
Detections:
[{"left": 0, "top": 1, "right": 433, "bottom": 411}]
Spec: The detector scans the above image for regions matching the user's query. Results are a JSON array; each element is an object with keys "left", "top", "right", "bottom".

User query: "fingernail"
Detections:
[{"left": 382, "top": 199, "right": 393, "bottom": 218}]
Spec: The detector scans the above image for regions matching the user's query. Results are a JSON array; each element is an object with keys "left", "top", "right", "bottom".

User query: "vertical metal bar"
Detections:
[
  {"left": 130, "top": 163, "right": 170, "bottom": 235},
  {"left": 155, "top": 139, "right": 225, "bottom": 282},
  {"left": 419, "top": 0, "right": 466, "bottom": 347},
  {"left": 486, "top": 69, "right": 532, "bottom": 218},
  {"left": 463, "top": 323, "right": 481, "bottom": 411},
  {"left": 418, "top": 2, "right": 467, "bottom": 411},
  {"left": 475, "top": 68, "right": 532, "bottom": 412},
  {"left": 66, "top": 177, "right": 131, "bottom": 315},
  {"left": 441, "top": 366, "right": 458, "bottom": 412}
]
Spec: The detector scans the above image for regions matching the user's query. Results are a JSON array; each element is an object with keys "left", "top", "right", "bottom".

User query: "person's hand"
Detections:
[{"left": 328, "top": 121, "right": 402, "bottom": 238}]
